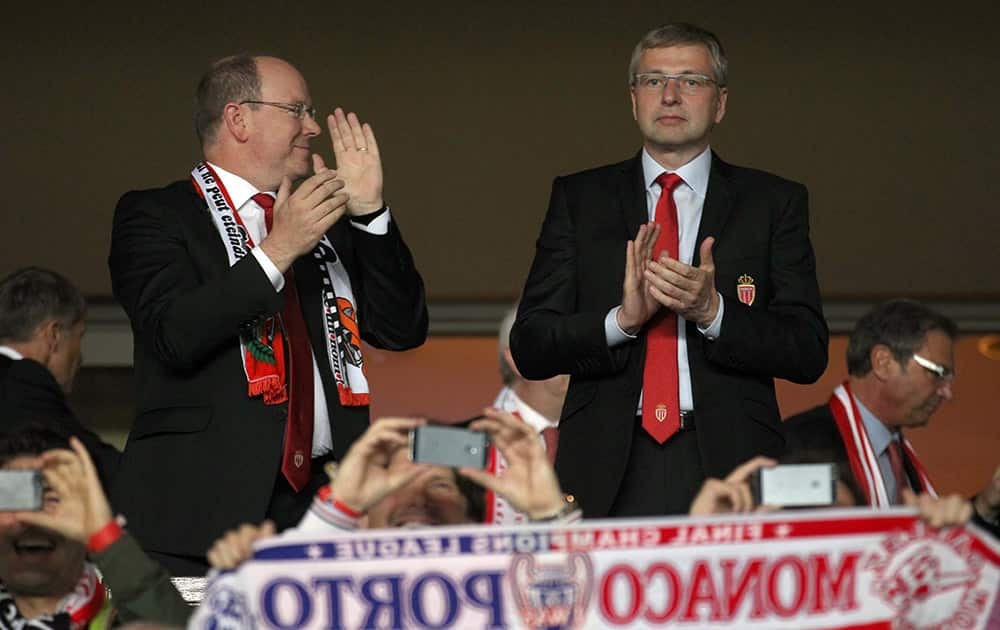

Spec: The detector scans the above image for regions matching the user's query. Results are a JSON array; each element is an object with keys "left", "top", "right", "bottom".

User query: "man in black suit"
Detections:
[
  {"left": 0, "top": 267, "right": 120, "bottom": 489},
  {"left": 108, "top": 55, "right": 427, "bottom": 574},
  {"left": 510, "top": 23, "right": 828, "bottom": 518}
]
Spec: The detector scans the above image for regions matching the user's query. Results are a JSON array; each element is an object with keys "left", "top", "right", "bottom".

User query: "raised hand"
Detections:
[
  {"left": 207, "top": 520, "right": 276, "bottom": 570},
  {"left": 260, "top": 165, "right": 348, "bottom": 271},
  {"left": 645, "top": 236, "right": 721, "bottom": 328},
  {"left": 904, "top": 489, "right": 973, "bottom": 529},
  {"left": 459, "top": 408, "right": 566, "bottom": 520},
  {"left": 689, "top": 456, "right": 776, "bottom": 516},
  {"left": 328, "top": 107, "right": 384, "bottom": 216},
  {"left": 617, "top": 223, "right": 662, "bottom": 333},
  {"left": 13, "top": 437, "right": 113, "bottom": 544},
  {"left": 329, "top": 417, "right": 428, "bottom": 514}
]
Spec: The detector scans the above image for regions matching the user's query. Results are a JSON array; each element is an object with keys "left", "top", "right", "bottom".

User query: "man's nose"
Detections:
[
  {"left": 661, "top": 78, "right": 683, "bottom": 103},
  {"left": 937, "top": 379, "right": 954, "bottom": 401},
  {"left": 302, "top": 113, "right": 322, "bottom": 137}
]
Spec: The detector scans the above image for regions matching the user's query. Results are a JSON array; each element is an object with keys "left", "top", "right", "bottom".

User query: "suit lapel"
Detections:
[
  {"left": 693, "top": 152, "right": 733, "bottom": 266},
  {"left": 618, "top": 153, "right": 647, "bottom": 240}
]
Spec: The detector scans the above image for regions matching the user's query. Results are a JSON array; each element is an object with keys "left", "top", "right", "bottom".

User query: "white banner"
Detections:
[{"left": 191, "top": 509, "right": 1000, "bottom": 629}]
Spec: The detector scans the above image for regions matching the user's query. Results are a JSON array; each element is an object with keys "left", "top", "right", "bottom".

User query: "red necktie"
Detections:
[
  {"left": 886, "top": 438, "right": 910, "bottom": 504},
  {"left": 641, "top": 173, "right": 684, "bottom": 444},
  {"left": 253, "top": 193, "right": 315, "bottom": 491},
  {"left": 541, "top": 427, "right": 559, "bottom": 466}
]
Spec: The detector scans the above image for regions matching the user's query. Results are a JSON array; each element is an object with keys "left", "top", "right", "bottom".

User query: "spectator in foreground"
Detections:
[{"left": 0, "top": 428, "right": 189, "bottom": 628}]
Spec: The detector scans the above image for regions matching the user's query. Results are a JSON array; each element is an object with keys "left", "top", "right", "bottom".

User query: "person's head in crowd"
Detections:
[
  {"left": 628, "top": 22, "right": 728, "bottom": 168},
  {"left": 0, "top": 267, "right": 86, "bottom": 393},
  {"left": 364, "top": 447, "right": 486, "bottom": 528},
  {"left": 0, "top": 427, "right": 83, "bottom": 618},
  {"left": 498, "top": 305, "right": 569, "bottom": 421},
  {"left": 195, "top": 54, "right": 322, "bottom": 191},
  {"left": 846, "top": 299, "right": 958, "bottom": 429}
]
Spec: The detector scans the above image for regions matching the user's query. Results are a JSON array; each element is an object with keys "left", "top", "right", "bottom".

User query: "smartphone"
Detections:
[
  {"left": 751, "top": 463, "right": 837, "bottom": 507},
  {"left": 0, "top": 470, "right": 44, "bottom": 511},
  {"left": 409, "top": 424, "right": 489, "bottom": 469}
]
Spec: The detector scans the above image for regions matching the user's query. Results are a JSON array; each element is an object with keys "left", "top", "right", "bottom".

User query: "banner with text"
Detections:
[{"left": 192, "top": 508, "right": 1000, "bottom": 629}]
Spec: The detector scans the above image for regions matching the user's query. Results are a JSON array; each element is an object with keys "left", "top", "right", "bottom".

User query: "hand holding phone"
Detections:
[
  {"left": 751, "top": 463, "right": 837, "bottom": 508},
  {"left": 0, "top": 470, "right": 44, "bottom": 511},
  {"left": 409, "top": 424, "right": 489, "bottom": 470}
]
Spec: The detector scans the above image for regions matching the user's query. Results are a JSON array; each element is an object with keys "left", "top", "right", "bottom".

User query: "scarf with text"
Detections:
[
  {"left": 829, "top": 382, "right": 937, "bottom": 507},
  {"left": 191, "top": 162, "right": 369, "bottom": 406}
]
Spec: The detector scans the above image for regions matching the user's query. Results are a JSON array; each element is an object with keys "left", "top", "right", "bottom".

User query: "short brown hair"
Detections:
[
  {"left": 628, "top": 23, "right": 728, "bottom": 87},
  {"left": 193, "top": 55, "right": 261, "bottom": 146}
]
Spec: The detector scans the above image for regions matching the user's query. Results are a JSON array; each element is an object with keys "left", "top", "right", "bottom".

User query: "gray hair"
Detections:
[
  {"left": 0, "top": 267, "right": 86, "bottom": 343},
  {"left": 194, "top": 55, "right": 261, "bottom": 146},
  {"left": 846, "top": 299, "right": 958, "bottom": 377},
  {"left": 627, "top": 23, "right": 728, "bottom": 87}
]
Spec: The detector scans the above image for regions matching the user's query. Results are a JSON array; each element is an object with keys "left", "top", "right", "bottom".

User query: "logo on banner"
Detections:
[
  {"left": 737, "top": 274, "right": 756, "bottom": 306},
  {"left": 865, "top": 524, "right": 989, "bottom": 629},
  {"left": 510, "top": 552, "right": 594, "bottom": 630},
  {"left": 655, "top": 404, "right": 667, "bottom": 422}
]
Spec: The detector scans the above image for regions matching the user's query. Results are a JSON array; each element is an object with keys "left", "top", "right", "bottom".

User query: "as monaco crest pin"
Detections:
[
  {"left": 737, "top": 274, "right": 756, "bottom": 306},
  {"left": 655, "top": 404, "right": 668, "bottom": 422}
]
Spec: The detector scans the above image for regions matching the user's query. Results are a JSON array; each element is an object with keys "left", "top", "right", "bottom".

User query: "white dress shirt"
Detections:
[
  {"left": 603, "top": 147, "right": 724, "bottom": 414},
  {"left": 209, "top": 163, "right": 392, "bottom": 457}
]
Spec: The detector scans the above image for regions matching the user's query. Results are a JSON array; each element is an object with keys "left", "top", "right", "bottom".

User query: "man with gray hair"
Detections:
[
  {"left": 489, "top": 305, "right": 568, "bottom": 524},
  {"left": 0, "top": 267, "right": 120, "bottom": 488},
  {"left": 511, "top": 23, "right": 827, "bottom": 518}
]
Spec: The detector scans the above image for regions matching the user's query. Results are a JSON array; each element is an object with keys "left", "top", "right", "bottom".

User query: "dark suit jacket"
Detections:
[
  {"left": 784, "top": 403, "right": 1000, "bottom": 539},
  {"left": 0, "top": 355, "right": 120, "bottom": 489},
  {"left": 510, "top": 152, "right": 828, "bottom": 517},
  {"left": 108, "top": 179, "right": 427, "bottom": 557}
]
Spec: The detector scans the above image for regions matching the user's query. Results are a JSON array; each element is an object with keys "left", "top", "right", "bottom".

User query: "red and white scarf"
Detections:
[
  {"left": 191, "top": 162, "right": 369, "bottom": 407},
  {"left": 0, "top": 563, "right": 107, "bottom": 630},
  {"left": 829, "top": 382, "right": 937, "bottom": 507}
]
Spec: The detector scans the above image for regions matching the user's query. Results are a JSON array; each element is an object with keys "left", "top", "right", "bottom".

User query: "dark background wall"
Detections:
[{"left": 2, "top": 0, "right": 997, "bottom": 300}]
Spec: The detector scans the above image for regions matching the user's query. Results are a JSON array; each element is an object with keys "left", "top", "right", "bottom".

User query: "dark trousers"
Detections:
[
  {"left": 609, "top": 416, "right": 705, "bottom": 516},
  {"left": 147, "top": 453, "right": 336, "bottom": 577}
]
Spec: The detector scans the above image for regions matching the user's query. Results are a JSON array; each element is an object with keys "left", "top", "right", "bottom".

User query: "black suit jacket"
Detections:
[
  {"left": 510, "top": 152, "right": 828, "bottom": 517},
  {"left": 0, "top": 355, "right": 120, "bottom": 489},
  {"left": 108, "top": 179, "right": 427, "bottom": 557}
]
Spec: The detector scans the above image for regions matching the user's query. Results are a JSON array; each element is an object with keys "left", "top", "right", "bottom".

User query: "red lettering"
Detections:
[
  {"left": 600, "top": 564, "right": 642, "bottom": 624},
  {"left": 767, "top": 555, "right": 808, "bottom": 617},
  {"left": 721, "top": 558, "right": 766, "bottom": 619},
  {"left": 810, "top": 552, "right": 860, "bottom": 613},
  {"left": 642, "top": 562, "right": 681, "bottom": 623},
  {"left": 680, "top": 560, "right": 725, "bottom": 622}
]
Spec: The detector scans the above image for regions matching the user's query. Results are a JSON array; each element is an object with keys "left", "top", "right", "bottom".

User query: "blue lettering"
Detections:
[
  {"left": 410, "top": 573, "right": 459, "bottom": 629},
  {"left": 360, "top": 574, "right": 404, "bottom": 629},
  {"left": 261, "top": 578, "right": 311, "bottom": 629},
  {"left": 312, "top": 576, "right": 354, "bottom": 630},
  {"left": 463, "top": 571, "right": 507, "bottom": 629}
]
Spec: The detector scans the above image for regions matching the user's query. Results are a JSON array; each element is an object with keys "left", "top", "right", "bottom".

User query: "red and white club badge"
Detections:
[
  {"left": 737, "top": 274, "right": 756, "bottom": 306},
  {"left": 655, "top": 404, "right": 668, "bottom": 422}
]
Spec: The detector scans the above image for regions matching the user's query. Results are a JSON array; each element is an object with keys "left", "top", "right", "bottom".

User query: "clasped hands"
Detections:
[
  {"left": 617, "top": 222, "right": 720, "bottom": 334},
  {"left": 259, "top": 107, "right": 385, "bottom": 272}
]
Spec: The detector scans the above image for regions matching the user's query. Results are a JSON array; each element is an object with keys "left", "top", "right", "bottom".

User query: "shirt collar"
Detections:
[
  {"left": 0, "top": 346, "right": 23, "bottom": 360},
  {"left": 641, "top": 145, "right": 712, "bottom": 197},
  {"left": 507, "top": 390, "right": 558, "bottom": 433},
  {"left": 207, "top": 162, "right": 269, "bottom": 211},
  {"left": 854, "top": 395, "right": 896, "bottom": 455}
]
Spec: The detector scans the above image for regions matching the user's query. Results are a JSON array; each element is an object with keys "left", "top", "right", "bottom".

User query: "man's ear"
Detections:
[
  {"left": 222, "top": 102, "right": 250, "bottom": 143},
  {"left": 503, "top": 347, "right": 523, "bottom": 380},
  {"left": 869, "top": 344, "right": 897, "bottom": 381}
]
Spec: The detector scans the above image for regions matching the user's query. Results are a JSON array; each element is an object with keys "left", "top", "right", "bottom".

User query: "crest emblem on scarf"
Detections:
[
  {"left": 510, "top": 552, "right": 594, "bottom": 630},
  {"left": 737, "top": 274, "right": 756, "bottom": 306}
]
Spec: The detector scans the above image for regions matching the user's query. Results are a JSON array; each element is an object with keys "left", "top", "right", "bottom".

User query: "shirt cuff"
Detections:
[
  {"left": 251, "top": 247, "right": 285, "bottom": 292},
  {"left": 697, "top": 292, "right": 724, "bottom": 340},
  {"left": 605, "top": 306, "right": 636, "bottom": 347},
  {"left": 350, "top": 207, "right": 392, "bottom": 235}
]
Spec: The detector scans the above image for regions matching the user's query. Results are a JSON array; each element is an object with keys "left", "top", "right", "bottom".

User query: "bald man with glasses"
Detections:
[{"left": 108, "top": 55, "right": 427, "bottom": 575}]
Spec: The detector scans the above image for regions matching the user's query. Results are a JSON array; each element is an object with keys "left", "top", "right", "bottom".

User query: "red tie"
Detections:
[
  {"left": 641, "top": 173, "right": 684, "bottom": 444},
  {"left": 253, "top": 193, "right": 315, "bottom": 491},
  {"left": 886, "top": 437, "right": 910, "bottom": 504},
  {"left": 541, "top": 427, "right": 559, "bottom": 466}
]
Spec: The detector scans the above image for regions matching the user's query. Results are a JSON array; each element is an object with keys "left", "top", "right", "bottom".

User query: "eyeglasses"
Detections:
[
  {"left": 239, "top": 100, "right": 317, "bottom": 121},
  {"left": 632, "top": 72, "right": 719, "bottom": 94},
  {"left": 911, "top": 354, "right": 955, "bottom": 383}
]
